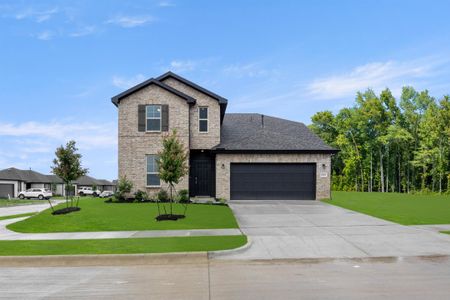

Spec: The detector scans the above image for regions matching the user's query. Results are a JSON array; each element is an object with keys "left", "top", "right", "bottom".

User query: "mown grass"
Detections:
[
  {"left": 0, "top": 235, "right": 247, "bottom": 256},
  {"left": 7, "top": 198, "right": 239, "bottom": 233},
  {"left": 324, "top": 191, "right": 450, "bottom": 225},
  {"left": 0, "top": 213, "right": 35, "bottom": 221}
]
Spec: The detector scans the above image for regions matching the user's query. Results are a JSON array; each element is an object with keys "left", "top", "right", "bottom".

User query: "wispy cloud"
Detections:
[
  {"left": 169, "top": 60, "right": 197, "bottom": 72},
  {"left": 223, "top": 62, "right": 274, "bottom": 78},
  {"left": 306, "top": 58, "right": 446, "bottom": 100},
  {"left": 70, "top": 25, "right": 96, "bottom": 37},
  {"left": 36, "top": 30, "right": 54, "bottom": 41},
  {"left": 112, "top": 74, "right": 146, "bottom": 89},
  {"left": 106, "top": 15, "right": 155, "bottom": 28},
  {"left": 158, "top": 1, "right": 176, "bottom": 7},
  {"left": 0, "top": 121, "right": 116, "bottom": 150},
  {"left": 15, "top": 7, "right": 58, "bottom": 22}
]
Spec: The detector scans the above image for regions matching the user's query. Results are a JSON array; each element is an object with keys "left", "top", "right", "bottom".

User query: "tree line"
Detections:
[{"left": 309, "top": 87, "right": 450, "bottom": 193}]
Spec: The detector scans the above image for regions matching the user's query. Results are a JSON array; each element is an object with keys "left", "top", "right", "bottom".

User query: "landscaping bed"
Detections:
[
  {"left": 324, "top": 191, "right": 450, "bottom": 225},
  {"left": 7, "top": 197, "right": 239, "bottom": 233},
  {"left": 0, "top": 235, "right": 247, "bottom": 256}
]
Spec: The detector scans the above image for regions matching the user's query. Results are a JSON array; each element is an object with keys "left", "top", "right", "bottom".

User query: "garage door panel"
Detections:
[
  {"left": 230, "top": 163, "right": 316, "bottom": 200},
  {"left": 0, "top": 184, "right": 14, "bottom": 198}
]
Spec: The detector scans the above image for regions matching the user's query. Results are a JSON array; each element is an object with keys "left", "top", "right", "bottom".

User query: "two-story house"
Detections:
[{"left": 112, "top": 72, "right": 337, "bottom": 201}]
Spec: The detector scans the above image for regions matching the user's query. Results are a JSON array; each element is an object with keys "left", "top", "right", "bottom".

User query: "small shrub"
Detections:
[
  {"left": 134, "top": 190, "right": 148, "bottom": 202},
  {"left": 177, "top": 189, "right": 190, "bottom": 203},
  {"left": 157, "top": 189, "right": 169, "bottom": 202},
  {"left": 216, "top": 197, "right": 227, "bottom": 204}
]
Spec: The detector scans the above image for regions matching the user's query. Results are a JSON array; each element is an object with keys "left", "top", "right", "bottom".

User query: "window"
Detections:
[
  {"left": 146, "top": 105, "right": 161, "bottom": 131},
  {"left": 199, "top": 107, "right": 208, "bottom": 132},
  {"left": 146, "top": 155, "right": 160, "bottom": 186}
]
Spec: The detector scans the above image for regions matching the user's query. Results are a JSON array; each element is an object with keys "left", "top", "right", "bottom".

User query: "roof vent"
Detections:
[{"left": 261, "top": 114, "right": 264, "bottom": 128}]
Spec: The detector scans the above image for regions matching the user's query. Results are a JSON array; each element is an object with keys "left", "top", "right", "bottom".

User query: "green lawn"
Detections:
[
  {"left": 7, "top": 198, "right": 239, "bottom": 233},
  {"left": 0, "top": 235, "right": 247, "bottom": 256},
  {"left": 0, "top": 213, "right": 36, "bottom": 221},
  {"left": 0, "top": 199, "right": 46, "bottom": 207},
  {"left": 324, "top": 191, "right": 450, "bottom": 225}
]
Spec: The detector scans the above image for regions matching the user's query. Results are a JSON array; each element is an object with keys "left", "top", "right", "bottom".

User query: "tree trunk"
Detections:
[
  {"left": 370, "top": 151, "right": 373, "bottom": 192},
  {"left": 379, "top": 147, "right": 385, "bottom": 193}
]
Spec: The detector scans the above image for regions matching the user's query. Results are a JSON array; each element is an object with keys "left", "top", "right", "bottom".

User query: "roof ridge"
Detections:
[{"left": 111, "top": 77, "right": 196, "bottom": 106}]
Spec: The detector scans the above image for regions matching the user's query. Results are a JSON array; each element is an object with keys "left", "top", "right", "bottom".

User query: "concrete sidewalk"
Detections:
[
  {"left": 0, "top": 201, "right": 62, "bottom": 217},
  {"left": 0, "top": 217, "right": 242, "bottom": 240}
]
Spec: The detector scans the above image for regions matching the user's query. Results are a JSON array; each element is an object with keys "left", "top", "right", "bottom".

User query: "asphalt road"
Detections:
[{"left": 2, "top": 256, "right": 450, "bottom": 300}]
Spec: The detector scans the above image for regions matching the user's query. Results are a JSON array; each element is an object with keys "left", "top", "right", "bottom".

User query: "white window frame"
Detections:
[
  {"left": 146, "top": 105, "right": 162, "bottom": 132},
  {"left": 198, "top": 106, "right": 208, "bottom": 133},
  {"left": 146, "top": 154, "right": 160, "bottom": 187}
]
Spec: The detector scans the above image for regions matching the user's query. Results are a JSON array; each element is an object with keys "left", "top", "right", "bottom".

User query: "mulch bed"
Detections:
[
  {"left": 52, "top": 207, "right": 81, "bottom": 215},
  {"left": 155, "top": 214, "right": 186, "bottom": 221}
]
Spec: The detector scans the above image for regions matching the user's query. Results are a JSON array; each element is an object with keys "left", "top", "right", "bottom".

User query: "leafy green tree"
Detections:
[
  {"left": 157, "top": 129, "right": 188, "bottom": 219},
  {"left": 51, "top": 140, "right": 88, "bottom": 209}
]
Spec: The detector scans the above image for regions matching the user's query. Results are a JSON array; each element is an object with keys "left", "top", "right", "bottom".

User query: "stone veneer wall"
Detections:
[
  {"left": 118, "top": 84, "right": 190, "bottom": 196},
  {"left": 161, "top": 77, "right": 221, "bottom": 149},
  {"left": 215, "top": 153, "right": 332, "bottom": 200}
]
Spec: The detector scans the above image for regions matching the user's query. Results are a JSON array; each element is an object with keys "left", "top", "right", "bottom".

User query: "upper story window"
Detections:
[
  {"left": 146, "top": 105, "right": 161, "bottom": 132},
  {"left": 199, "top": 107, "right": 208, "bottom": 133},
  {"left": 146, "top": 154, "right": 160, "bottom": 186}
]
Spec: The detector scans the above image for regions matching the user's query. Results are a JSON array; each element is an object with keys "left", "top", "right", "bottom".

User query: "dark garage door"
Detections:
[
  {"left": 0, "top": 184, "right": 14, "bottom": 199},
  {"left": 230, "top": 163, "right": 316, "bottom": 200}
]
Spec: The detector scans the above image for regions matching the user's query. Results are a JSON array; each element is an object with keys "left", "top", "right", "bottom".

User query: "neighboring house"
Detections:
[
  {"left": 112, "top": 71, "right": 338, "bottom": 201},
  {"left": 0, "top": 168, "right": 116, "bottom": 198}
]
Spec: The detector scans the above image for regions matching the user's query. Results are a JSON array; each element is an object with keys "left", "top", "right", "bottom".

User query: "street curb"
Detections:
[
  {"left": 0, "top": 252, "right": 208, "bottom": 267},
  {"left": 208, "top": 236, "right": 252, "bottom": 259},
  {"left": 209, "top": 254, "right": 450, "bottom": 265}
]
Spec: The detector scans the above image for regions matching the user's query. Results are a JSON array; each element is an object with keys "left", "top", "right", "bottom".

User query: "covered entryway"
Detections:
[
  {"left": 230, "top": 163, "right": 316, "bottom": 200},
  {"left": 189, "top": 151, "right": 216, "bottom": 197},
  {"left": 0, "top": 184, "right": 14, "bottom": 199}
]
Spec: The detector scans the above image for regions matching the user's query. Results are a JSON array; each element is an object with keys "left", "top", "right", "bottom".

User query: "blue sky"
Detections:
[{"left": 1, "top": 0, "right": 450, "bottom": 180}]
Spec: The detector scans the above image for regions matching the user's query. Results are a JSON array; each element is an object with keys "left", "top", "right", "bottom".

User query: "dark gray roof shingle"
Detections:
[
  {"left": 214, "top": 113, "right": 337, "bottom": 152},
  {"left": 0, "top": 167, "right": 53, "bottom": 183}
]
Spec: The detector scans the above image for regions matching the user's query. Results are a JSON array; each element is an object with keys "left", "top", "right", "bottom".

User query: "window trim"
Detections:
[
  {"left": 146, "top": 154, "right": 161, "bottom": 187},
  {"left": 198, "top": 106, "right": 208, "bottom": 133},
  {"left": 146, "top": 105, "right": 162, "bottom": 132}
]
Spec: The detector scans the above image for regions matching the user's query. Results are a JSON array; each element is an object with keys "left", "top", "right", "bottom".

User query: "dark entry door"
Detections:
[
  {"left": 230, "top": 163, "right": 316, "bottom": 200},
  {"left": 190, "top": 152, "right": 215, "bottom": 197},
  {"left": 0, "top": 184, "right": 14, "bottom": 198}
]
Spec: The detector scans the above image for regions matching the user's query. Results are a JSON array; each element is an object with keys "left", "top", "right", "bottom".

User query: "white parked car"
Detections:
[
  {"left": 78, "top": 187, "right": 101, "bottom": 197},
  {"left": 18, "top": 188, "right": 52, "bottom": 200},
  {"left": 99, "top": 191, "right": 114, "bottom": 198}
]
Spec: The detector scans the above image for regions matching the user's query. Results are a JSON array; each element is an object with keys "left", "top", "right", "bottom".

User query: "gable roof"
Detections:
[
  {"left": 156, "top": 71, "right": 228, "bottom": 104},
  {"left": 111, "top": 78, "right": 196, "bottom": 107},
  {"left": 213, "top": 113, "right": 338, "bottom": 153},
  {"left": 156, "top": 71, "right": 228, "bottom": 123}
]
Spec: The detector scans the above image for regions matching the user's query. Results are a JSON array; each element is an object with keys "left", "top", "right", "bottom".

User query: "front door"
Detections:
[{"left": 190, "top": 152, "right": 215, "bottom": 197}]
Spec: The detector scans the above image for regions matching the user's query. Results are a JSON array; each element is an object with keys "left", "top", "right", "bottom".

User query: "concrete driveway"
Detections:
[{"left": 216, "top": 200, "right": 450, "bottom": 260}]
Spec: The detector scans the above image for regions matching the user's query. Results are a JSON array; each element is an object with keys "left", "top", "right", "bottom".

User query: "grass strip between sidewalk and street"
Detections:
[{"left": 0, "top": 235, "right": 247, "bottom": 256}]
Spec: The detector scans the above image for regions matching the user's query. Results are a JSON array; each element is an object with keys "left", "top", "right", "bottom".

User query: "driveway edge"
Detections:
[
  {"left": 208, "top": 236, "right": 252, "bottom": 259},
  {"left": 0, "top": 252, "right": 208, "bottom": 267}
]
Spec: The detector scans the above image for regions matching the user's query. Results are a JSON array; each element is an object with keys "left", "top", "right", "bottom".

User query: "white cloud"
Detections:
[
  {"left": 223, "top": 62, "right": 272, "bottom": 78},
  {"left": 158, "top": 1, "right": 176, "bottom": 7},
  {"left": 36, "top": 30, "right": 54, "bottom": 40},
  {"left": 112, "top": 74, "right": 146, "bottom": 89},
  {"left": 15, "top": 7, "right": 58, "bottom": 22},
  {"left": 169, "top": 60, "right": 197, "bottom": 72},
  {"left": 306, "top": 58, "right": 445, "bottom": 100},
  {"left": 106, "top": 15, "right": 154, "bottom": 28},
  {"left": 70, "top": 25, "right": 96, "bottom": 37},
  {"left": 0, "top": 121, "right": 117, "bottom": 150}
]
